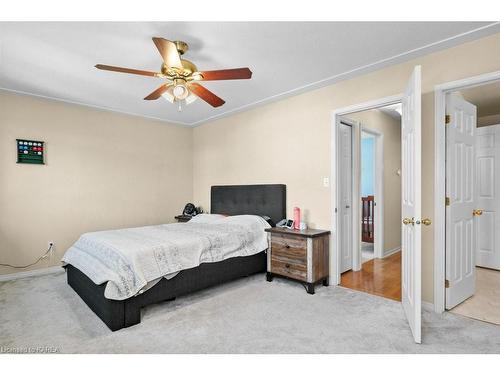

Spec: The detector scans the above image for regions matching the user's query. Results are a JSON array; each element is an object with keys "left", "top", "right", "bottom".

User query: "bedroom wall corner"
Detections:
[{"left": 0, "top": 91, "right": 194, "bottom": 276}]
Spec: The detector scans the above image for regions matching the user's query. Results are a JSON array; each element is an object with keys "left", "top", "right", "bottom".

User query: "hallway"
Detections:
[{"left": 341, "top": 251, "right": 401, "bottom": 301}]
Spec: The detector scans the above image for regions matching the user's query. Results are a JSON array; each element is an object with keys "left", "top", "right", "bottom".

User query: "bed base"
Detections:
[{"left": 66, "top": 251, "right": 266, "bottom": 331}]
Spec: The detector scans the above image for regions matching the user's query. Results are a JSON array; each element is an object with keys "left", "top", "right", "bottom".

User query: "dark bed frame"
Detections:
[{"left": 66, "top": 184, "right": 286, "bottom": 331}]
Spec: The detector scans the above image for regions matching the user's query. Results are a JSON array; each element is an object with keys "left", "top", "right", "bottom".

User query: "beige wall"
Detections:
[
  {"left": 0, "top": 92, "right": 193, "bottom": 275},
  {"left": 193, "top": 32, "right": 500, "bottom": 304},
  {"left": 347, "top": 110, "right": 401, "bottom": 254}
]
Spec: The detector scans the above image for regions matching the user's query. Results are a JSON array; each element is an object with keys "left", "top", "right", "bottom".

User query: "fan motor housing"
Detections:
[{"left": 160, "top": 40, "right": 197, "bottom": 79}]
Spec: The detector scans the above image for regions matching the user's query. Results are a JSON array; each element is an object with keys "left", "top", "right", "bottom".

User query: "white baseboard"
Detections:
[
  {"left": 383, "top": 246, "right": 401, "bottom": 258},
  {"left": 422, "top": 301, "right": 435, "bottom": 311},
  {"left": 0, "top": 266, "right": 64, "bottom": 282}
]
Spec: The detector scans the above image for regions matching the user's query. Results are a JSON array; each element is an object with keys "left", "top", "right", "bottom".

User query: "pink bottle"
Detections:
[{"left": 293, "top": 207, "right": 301, "bottom": 230}]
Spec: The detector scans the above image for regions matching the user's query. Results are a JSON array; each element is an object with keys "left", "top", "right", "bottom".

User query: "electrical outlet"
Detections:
[{"left": 323, "top": 177, "right": 330, "bottom": 187}]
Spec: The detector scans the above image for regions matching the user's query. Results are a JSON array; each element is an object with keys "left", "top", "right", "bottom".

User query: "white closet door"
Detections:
[
  {"left": 401, "top": 65, "right": 422, "bottom": 344},
  {"left": 445, "top": 94, "right": 477, "bottom": 309},
  {"left": 476, "top": 124, "right": 500, "bottom": 270},
  {"left": 339, "top": 122, "right": 353, "bottom": 273}
]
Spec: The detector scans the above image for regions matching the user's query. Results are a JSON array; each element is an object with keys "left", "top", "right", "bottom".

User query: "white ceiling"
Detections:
[{"left": 1, "top": 22, "right": 499, "bottom": 126}]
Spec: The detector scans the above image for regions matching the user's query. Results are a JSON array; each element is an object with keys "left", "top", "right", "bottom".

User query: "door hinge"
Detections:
[
  {"left": 445, "top": 114, "right": 451, "bottom": 124},
  {"left": 445, "top": 279, "right": 450, "bottom": 288},
  {"left": 445, "top": 197, "right": 450, "bottom": 206}
]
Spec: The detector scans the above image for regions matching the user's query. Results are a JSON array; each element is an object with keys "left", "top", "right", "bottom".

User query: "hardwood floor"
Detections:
[{"left": 340, "top": 251, "right": 401, "bottom": 301}]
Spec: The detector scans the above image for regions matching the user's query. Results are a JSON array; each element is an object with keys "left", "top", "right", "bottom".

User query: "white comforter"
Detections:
[{"left": 61, "top": 215, "right": 270, "bottom": 300}]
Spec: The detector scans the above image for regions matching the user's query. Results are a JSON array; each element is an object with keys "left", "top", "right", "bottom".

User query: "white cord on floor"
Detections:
[{"left": 0, "top": 244, "right": 53, "bottom": 269}]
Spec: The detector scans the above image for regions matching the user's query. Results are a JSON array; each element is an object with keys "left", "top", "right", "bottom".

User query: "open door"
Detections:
[
  {"left": 475, "top": 125, "right": 500, "bottom": 270},
  {"left": 401, "top": 66, "right": 422, "bottom": 343},
  {"left": 445, "top": 94, "right": 477, "bottom": 309},
  {"left": 338, "top": 121, "right": 353, "bottom": 273}
]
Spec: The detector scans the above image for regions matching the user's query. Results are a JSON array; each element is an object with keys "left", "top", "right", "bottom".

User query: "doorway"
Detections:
[
  {"left": 331, "top": 64, "right": 424, "bottom": 344},
  {"left": 361, "top": 130, "right": 376, "bottom": 263},
  {"left": 434, "top": 70, "right": 500, "bottom": 317},
  {"left": 338, "top": 104, "right": 402, "bottom": 302},
  {"left": 440, "top": 80, "right": 500, "bottom": 325}
]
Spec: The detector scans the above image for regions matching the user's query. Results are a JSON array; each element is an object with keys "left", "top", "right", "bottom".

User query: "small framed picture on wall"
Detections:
[{"left": 17, "top": 139, "right": 45, "bottom": 165}]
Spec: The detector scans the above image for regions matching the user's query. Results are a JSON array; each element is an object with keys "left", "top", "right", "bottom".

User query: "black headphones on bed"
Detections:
[{"left": 182, "top": 203, "right": 203, "bottom": 216}]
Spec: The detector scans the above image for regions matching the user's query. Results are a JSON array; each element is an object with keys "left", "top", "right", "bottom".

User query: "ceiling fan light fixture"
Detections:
[
  {"left": 172, "top": 79, "right": 189, "bottom": 100},
  {"left": 185, "top": 91, "right": 198, "bottom": 105},
  {"left": 96, "top": 38, "right": 252, "bottom": 110},
  {"left": 161, "top": 86, "right": 175, "bottom": 103}
]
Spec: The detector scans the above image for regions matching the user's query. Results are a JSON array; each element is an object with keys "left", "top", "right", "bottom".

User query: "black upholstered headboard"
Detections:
[{"left": 210, "top": 184, "right": 286, "bottom": 224}]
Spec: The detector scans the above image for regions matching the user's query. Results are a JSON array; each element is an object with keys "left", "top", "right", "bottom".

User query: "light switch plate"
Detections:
[{"left": 323, "top": 177, "right": 330, "bottom": 187}]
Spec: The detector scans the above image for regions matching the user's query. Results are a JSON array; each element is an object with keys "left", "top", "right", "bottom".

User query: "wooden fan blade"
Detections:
[
  {"left": 152, "top": 37, "right": 183, "bottom": 69},
  {"left": 196, "top": 68, "right": 252, "bottom": 81},
  {"left": 95, "top": 64, "right": 160, "bottom": 77},
  {"left": 144, "top": 84, "right": 170, "bottom": 100},
  {"left": 189, "top": 83, "right": 225, "bottom": 107}
]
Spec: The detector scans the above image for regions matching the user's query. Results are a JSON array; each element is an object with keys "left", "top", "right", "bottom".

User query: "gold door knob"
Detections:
[
  {"left": 473, "top": 209, "right": 483, "bottom": 216},
  {"left": 402, "top": 217, "right": 414, "bottom": 225},
  {"left": 421, "top": 218, "right": 432, "bottom": 226}
]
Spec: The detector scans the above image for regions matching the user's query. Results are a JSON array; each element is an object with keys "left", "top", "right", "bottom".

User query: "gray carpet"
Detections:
[{"left": 1, "top": 271, "right": 499, "bottom": 353}]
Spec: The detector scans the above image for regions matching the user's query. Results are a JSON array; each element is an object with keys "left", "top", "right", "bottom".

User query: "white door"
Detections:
[
  {"left": 401, "top": 66, "right": 422, "bottom": 344},
  {"left": 445, "top": 94, "right": 477, "bottom": 309},
  {"left": 339, "top": 122, "right": 353, "bottom": 273},
  {"left": 475, "top": 125, "right": 500, "bottom": 270}
]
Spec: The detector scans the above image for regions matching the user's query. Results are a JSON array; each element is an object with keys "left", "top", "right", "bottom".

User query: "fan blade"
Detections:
[
  {"left": 189, "top": 83, "right": 225, "bottom": 107},
  {"left": 95, "top": 64, "right": 160, "bottom": 77},
  {"left": 144, "top": 84, "right": 170, "bottom": 100},
  {"left": 196, "top": 68, "right": 252, "bottom": 81},
  {"left": 152, "top": 37, "right": 183, "bottom": 69}
]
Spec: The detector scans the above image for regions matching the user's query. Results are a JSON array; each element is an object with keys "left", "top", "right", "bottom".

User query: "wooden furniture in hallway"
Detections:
[
  {"left": 341, "top": 251, "right": 401, "bottom": 301},
  {"left": 361, "top": 195, "right": 374, "bottom": 243},
  {"left": 265, "top": 227, "right": 330, "bottom": 294}
]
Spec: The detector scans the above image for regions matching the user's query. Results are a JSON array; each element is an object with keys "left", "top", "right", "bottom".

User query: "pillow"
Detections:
[
  {"left": 261, "top": 215, "right": 276, "bottom": 227},
  {"left": 215, "top": 214, "right": 272, "bottom": 230},
  {"left": 188, "top": 214, "right": 226, "bottom": 224}
]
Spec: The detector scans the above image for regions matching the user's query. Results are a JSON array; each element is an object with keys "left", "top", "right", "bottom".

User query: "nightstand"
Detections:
[
  {"left": 174, "top": 215, "right": 192, "bottom": 223},
  {"left": 265, "top": 227, "right": 330, "bottom": 294}
]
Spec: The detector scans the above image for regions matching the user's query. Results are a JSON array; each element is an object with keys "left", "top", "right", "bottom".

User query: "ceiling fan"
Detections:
[{"left": 95, "top": 38, "right": 252, "bottom": 111}]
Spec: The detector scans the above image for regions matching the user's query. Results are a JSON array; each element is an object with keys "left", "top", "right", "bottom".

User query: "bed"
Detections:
[{"left": 64, "top": 184, "right": 286, "bottom": 331}]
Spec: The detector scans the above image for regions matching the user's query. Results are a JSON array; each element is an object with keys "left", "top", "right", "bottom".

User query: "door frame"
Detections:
[
  {"left": 331, "top": 94, "right": 402, "bottom": 285},
  {"left": 360, "top": 126, "right": 384, "bottom": 259},
  {"left": 433, "top": 70, "right": 500, "bottom": 313}
]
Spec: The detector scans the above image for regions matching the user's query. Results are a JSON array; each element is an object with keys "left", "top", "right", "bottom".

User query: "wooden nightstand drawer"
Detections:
[
  {"left": 270, "top": 259, "right": 307, "bottom": 281},
  {"left": 271, "top": 242, "right": 306, "bottom": 266},
  {"left": 271, "top": 234, "right": 306, "bottom": 250}
]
